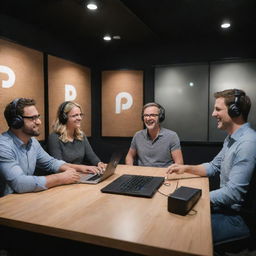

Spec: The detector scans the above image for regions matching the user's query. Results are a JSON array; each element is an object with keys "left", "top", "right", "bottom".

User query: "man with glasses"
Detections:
[
  {"left": 125, "top": 102, "right": 183, "bottom": 167},
  {"left": 0, "top": 98, "right": 99, "bottom": 197}
]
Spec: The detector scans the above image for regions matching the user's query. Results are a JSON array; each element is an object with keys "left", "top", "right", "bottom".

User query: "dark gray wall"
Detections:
[
  {"left": 155, "top": 64, "right": 209, "bottom": 141},
  {"left": 209, "top": 61, "right": 256, "bottom": 141},
  {"left": 3, "top": 13, "right": 256, "bottom": 164},
  {"left": 154, "top": 61, "right": 256, "bottom": 142}
]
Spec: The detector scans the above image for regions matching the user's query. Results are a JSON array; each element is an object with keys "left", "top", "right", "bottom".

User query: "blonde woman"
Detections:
[{"left": 47, "top": 101, "right": 105, "bottom": 172}]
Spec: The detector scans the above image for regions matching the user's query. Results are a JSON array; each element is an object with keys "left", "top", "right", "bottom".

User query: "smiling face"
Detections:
[
  {"left": 21, "top": 105, "right": 41, "bottom": 137},
  {"left": 143, "top": 106, "right": 160, "bottom": 131},
  {"left": 212, "top": 97, "right": 233, "bottom": 132},
  {"left": 66, "top": 106, "right": 83, "bottom": 131}
]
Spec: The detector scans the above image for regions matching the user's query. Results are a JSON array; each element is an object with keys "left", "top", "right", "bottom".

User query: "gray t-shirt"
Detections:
[{"left": 130, "top": 127, "right": 181, "bottom": 167}]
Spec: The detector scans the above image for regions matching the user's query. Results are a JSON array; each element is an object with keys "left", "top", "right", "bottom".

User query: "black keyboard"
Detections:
[{"left": 119, "top": 176, "right": 154, "bottom": 192}]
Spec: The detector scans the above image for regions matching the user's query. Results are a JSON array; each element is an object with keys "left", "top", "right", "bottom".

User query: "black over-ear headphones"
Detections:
[
  {"left": 228, "top": 90, "right": 245, "bottom": 118},
  {"left": 58, "top": 101, "right": 71, "bottom": 124},
  {"left": 9, "top": 98, "right": 24, "bottom": 129},
  {"left": 141, "top": 102, "right": 165, "bottom": 123}
]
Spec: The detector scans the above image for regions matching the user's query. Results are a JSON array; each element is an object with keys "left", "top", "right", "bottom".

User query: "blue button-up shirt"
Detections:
[
  {"left": 203, "top": 123, "right": 256, "bottom": 211},
  {"left": 0, "top": 130, "right": 65, "bottom": 196}
]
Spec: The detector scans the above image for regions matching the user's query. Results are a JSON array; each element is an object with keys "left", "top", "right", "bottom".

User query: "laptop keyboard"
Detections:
[
  {"left": 119, "top": 176, "right": 154, "bottom": 192},
  {"left": 87, "top": 174, "right": 102, "bottom": 181}
]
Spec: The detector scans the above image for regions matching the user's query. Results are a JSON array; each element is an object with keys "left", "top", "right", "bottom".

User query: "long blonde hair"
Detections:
[{"left": 52, "top": 101, "right": 84, "bottom": 142}]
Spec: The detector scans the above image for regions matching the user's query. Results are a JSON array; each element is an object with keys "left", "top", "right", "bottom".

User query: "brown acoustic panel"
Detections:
[
  {"left": 0, "top": 39, "right": 45, "bottom": 140},
  {"left": 48, "top": 55, "right": 91, "bottom": 136},
  {"left": 102, "top": 70, "right": 143, "bottom": 137}
]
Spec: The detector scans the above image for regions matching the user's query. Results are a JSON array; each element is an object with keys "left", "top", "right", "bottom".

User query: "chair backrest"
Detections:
[
  {"left": 214, "top": 169, "right": 256, "bottom": 254},
  {"left": 240, "top": 168, "right": 256, "bottom": 235}
]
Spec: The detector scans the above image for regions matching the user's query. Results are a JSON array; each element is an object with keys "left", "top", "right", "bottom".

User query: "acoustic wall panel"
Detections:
[
  {"left": 102, "top": 70, "right": 143, "bottom": 137},
  {"left": 48, "top": 55, "right": 91, "bottom": 136},
  {"left": 155, "top": 64, "right": 208, "bottom": 141},
  {"left": 209, "top": 61, "right": 256, "bottom": 141},
  {"left": 0, "top": 39, "right": 45, "bottom": 140}
]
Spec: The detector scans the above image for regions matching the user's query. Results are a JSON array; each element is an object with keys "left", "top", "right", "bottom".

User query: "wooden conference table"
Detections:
[{"left": 0, "top": 165, "right": 213, "bottom": 256}]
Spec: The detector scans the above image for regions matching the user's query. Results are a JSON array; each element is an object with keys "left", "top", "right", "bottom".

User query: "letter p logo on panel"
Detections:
[
  {"left": 65, "top": 84, "right": 77, "bottom": 101},
  {"left": 115, "top": 92, "right": 133, "bottom": 114},
  {"left": 0, "top": 65, "right": 16, "bottom": 88}
]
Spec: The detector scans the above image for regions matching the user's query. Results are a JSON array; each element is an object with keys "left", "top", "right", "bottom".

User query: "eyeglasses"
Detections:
[
  {"left": 143, "top": 114, "right": 159, "bottom": 118},
  {"left": 69, "top": 113, "right": 85, "bottom": 119},
  {"left": 22, "top": 115, "right": 41, "bottom": 121}
]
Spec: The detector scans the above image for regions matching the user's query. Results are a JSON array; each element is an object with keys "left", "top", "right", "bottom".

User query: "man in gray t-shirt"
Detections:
[{"left": 125, "top": 102, "right": 183, "bottom": 167}]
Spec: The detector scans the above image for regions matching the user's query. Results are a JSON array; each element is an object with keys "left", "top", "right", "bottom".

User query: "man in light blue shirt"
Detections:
[
  {"left": 0, "top": 98, "right": 100, "bottom": 197},
  {"left": 167, "top": 89, "right": 256, "bottom": 243}
]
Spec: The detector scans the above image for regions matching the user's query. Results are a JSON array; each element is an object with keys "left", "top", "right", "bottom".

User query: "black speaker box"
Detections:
[{"left": 168, "top": 186, "right": 202, "bottom": 216}]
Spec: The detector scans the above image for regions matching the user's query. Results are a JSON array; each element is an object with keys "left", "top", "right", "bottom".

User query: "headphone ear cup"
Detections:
[
  {"left": 8, "top": 98, "right": 24, "bottom": 129},
  {"left": 62, "top": 112, "right": 68, "bottom": 124},
  {"left": 10, "top": 116, "right": 24, "bottom": 129},
  {"left": 58, "top": 102, "right": 69, "bottom": 124},
  {"left": 228, "top": 89, "right": 243, "bottom": 118},
  {"left": 158, "top": 107, "right": 165, "bottom": 123},
  {"left": 59, "top": 112, "right": 68, "bottom": 124},
  {"left": 228, "top": 103, "right": 241, "bottom": 118}
]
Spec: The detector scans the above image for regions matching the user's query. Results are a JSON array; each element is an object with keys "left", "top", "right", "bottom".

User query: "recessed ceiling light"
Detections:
[
  {"left": 221, "top": 22, "right": 231, "bottom": 29},
  {"left": 113, "top": 35, "right": 121, "bottom": 40},
  {"left": 103, "top": 35, "right": 111, "bottom": 41},
  {"left": 87, "top": 3, "right": 98, "bottom": 10}
]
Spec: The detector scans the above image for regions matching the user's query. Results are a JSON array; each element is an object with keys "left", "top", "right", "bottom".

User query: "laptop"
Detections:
[
  {"left": 101, "top": 174, "right": 165, "bottom": 198},
  {"left": 78, "top": 152, "right": 121, "bottom": 184}
]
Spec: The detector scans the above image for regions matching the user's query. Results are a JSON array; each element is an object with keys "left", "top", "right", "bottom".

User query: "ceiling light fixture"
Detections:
[
  {"left": 103, "top": 35, "right": 111, "bottom": 41},
  {"left": 113, "top": 35, "right": 121, "bottom": 40},
  {"left": 221, "top": 22, "right": 231, "bottom": 29},
  {"left": 87, "top": 3, "right": 98, "bottom": 10}
]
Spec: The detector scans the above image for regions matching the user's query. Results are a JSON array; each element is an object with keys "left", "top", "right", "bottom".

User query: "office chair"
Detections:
[
  {"left": 214, "top": 170, "right": 256, "bottom": 256},
  {"left": 214, "top": 235, "right": 255, "bottom": 256}
]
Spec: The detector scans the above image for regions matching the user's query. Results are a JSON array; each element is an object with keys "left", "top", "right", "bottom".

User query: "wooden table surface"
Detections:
[{"left": 0, "top": 164, "right": 213, "bottom": 256}]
